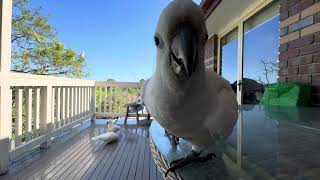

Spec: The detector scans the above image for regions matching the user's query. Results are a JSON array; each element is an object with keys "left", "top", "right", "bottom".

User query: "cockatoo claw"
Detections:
[
  {"left": 165, "top": 130, "right": 180, "bottom": 145},
  {"left": 165, "top": 151, "right": 216, "bottom": 177}
]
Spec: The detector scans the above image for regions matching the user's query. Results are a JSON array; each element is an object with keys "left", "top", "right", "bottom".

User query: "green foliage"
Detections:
[
  {"left": 12, "top": 0, "right": 88, "bottom": 78},
  {"left": 95, "top": 86, "right": 141, "bottom": 119}
]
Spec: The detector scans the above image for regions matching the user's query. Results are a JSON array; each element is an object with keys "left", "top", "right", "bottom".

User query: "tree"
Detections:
[
  {"left": 257, "top": 59, "right": 277, "bottom": 86},
  {"left": 11, "top": 0, "right": 88, "bottom": 78}
]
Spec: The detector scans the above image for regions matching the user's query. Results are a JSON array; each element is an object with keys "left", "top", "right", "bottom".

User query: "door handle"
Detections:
[{"left": 238, "top": 80, "right": 243, "bottom": 89}]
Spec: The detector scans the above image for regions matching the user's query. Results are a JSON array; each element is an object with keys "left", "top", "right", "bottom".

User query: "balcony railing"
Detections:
[{"left": 1, "top": 73, "right": 143, "bottom": 173}]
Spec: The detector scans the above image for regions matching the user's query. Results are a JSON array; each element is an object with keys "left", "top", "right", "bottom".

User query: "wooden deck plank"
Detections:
[
  {"left": 24, "top": 127, "right": 98, "bottom": 180},
  {"left": 134, "top": 128, "right": 148, "bottom": 180},
  {"left": 88, "top": 129, "right": 129, "bottom": 179},
  {"left": 71, "top": 134, "right": 118, "bottom": 180},
  {"left": 111, "top": 129, "right": 137, "bottom": 180},
  {"left": 79, "top": 138, "right": 120, "bottom": 180},
  {"left": 143, "top": 128, "right": 151, "bottom": 180},
  {"left": 26, "top": 136, "right": 91, "bottom": 180},
  {"left": 119, "top": 128, "right": 141, "bottom": 180},
  {"left": 32, "top": 128, "right": 103, "bottom": 179},
  {"left": 55, "top": 139, "right": 105, "bottom": 179},
  {"left": 47, "top": 131, "right": 104, "bottom": 179},
  {"left": 11, "top": 126, "right": 92, "bottom": 179},
  {"left": 149, "top": 148, "right": 158, "bottom": 180},
  {"left": 1, "top": 122, "right": 161, "bottom": 180},
  {"left": 102, "top": 129, "right": 135, "bottom": 180},
  {"left": 126, "top": 128, "right": 144, "bottom": 180}
]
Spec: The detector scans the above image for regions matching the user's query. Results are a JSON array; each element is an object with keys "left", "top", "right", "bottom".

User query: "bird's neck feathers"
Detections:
[{"left": 155, "top": 64, "right": 206, "bottom": 97}]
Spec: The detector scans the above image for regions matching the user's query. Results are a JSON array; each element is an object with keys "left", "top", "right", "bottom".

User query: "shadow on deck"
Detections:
[{"left": 1, "top": 119, "right": 163, "bottom": 180}]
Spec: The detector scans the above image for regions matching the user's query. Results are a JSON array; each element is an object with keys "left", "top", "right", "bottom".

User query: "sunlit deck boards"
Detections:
[{"left": 1, "top": 120, "right": 163, "bottom": 180}]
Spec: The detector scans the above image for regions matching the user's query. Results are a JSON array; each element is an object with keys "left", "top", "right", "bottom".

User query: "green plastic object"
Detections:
[{"left": 261, "top": 83, "right": 311, "bottom": 106}]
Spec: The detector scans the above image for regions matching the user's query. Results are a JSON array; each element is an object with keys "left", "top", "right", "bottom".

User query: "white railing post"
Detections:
[
  {"left": 33, "top": 88, "right": 40, "bottom": 137},
  {"left": 104, "top": 86, "right": 107, "bottom": 113},
  {"left": 61, "top": 87, "right": 66, "bottom": 126},
  {"left": 0, "top": 86, "right": 12, "bottom": 175},
  {"left": 98, "top": 87, "right": 102, "bottom": 112},
  {"left": 40, "top": 86, "right": 53, "bottom": 148},
  {"left": 25, "top": 88, "right": 33, "bottom": 142},
  {"left": 65, "top": 87, "right": 69, "bottom": 125},
  {"left": 55, "top": 87, "right": 61, "bottom": 128},
  {"left": 14, "top": 88, "right": 23, "bottom": 147},
  {"left": 91, "top": 86, "right": 96, "bottom": 121},
  {"left": 0, "top": 0, "right": 12, "bottom": 174}
]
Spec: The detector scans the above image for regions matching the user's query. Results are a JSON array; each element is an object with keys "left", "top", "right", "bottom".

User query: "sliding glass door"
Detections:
[
  {"left": 220, "top": 28, "right": 238, "bottom": 96},
  {"left": 242, "top": 2, "right": 279, "bottom": 104},
  {"left": 218, "top": 1, "right": 279, "bottom": 105}
]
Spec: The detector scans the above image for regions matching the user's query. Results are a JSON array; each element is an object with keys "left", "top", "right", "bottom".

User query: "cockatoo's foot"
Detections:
[
  {"left": 165, "top": 130, "right": 179, "bottom": 145},
  {"left": 165, "top": 150, "right": 216, "bottom": 177}
]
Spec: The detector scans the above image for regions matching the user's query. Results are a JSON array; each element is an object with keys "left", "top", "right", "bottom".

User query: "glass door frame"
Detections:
[
  {"left": 217, "top": 0, "right": 278, "bottom": 167},
  {"left": 217, "top": 0, "right": 277, "bottom": 105}
]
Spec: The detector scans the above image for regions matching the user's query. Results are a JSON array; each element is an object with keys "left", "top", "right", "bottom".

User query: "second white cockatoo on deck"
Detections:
[
  {"left": 141, "top": 0, "right": 238, "bottom": 176},
  {"left": 106, "top": 121, "right": 121, "bottom": 133},
  {"left": 91, "top": 121, "right": 121, "bottom": 143}
]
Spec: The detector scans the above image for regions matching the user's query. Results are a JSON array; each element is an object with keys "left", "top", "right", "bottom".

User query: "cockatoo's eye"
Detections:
[{"left": 154, "top": 36, "right": 160, "bottom": 46}]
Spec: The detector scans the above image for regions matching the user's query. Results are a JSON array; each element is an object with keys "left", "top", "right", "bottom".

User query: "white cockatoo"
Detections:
[
  {"left": 106, "top": 121, "right": 121, "bottom": 133},
  {"left": 141, "top": 0, "right": 238, "bottom": 175},
  {"left": 91, "top": 121, "right": 121, "bottom": 143},
  {"left": 91, "top": 132, "right": 118, "bottom": 143}
]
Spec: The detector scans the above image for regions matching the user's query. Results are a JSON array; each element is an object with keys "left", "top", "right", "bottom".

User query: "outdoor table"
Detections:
[{"left": 149, "top": 121, "right": 250, "bottom": 180}]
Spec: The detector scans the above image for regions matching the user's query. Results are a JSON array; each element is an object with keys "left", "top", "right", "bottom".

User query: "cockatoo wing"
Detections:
[{"left": 205, "top": 71, "right": 238, "bottom": 140}]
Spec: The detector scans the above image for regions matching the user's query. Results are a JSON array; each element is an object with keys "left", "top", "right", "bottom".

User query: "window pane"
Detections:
[
  {"left": 243, "top": 15, "right": 280, "bottom": 104},
  {"left": 221, "top": 28, "right": 238, "bottom": 85}
]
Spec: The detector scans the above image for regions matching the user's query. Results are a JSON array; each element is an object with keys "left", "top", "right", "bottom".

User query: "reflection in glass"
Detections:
[
  {"left": 242, "top": 2, "right": 279, "bottom": 104},
  {"left": 220, "top": 28, "right": 238, "bottom": 86}
]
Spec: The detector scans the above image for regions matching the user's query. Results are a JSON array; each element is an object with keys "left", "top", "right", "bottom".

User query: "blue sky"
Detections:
[
  {"left": 221, "top": 16, "right": 279, "bottom": 84},
  {"left": 31, "top": 0, "right": 202, "bottom": 81}
]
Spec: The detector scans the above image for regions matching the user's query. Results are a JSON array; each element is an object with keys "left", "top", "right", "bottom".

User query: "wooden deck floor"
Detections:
[{"left": 1, "top": 120, "right": 163, "bottom": 180}]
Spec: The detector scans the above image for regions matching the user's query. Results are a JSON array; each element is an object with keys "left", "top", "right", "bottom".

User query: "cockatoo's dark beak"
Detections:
[{"left": 170, "top": 25, "right": 198, "bottom": 79}]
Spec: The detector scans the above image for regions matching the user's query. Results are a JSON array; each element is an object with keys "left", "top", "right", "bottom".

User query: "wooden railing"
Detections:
[
  {"left": 7, "top": 74, "right": 96, "bottom": 160},
  {"left": 1, "top": 73, "right": 144, "bottom": 172},
  {"left": 94, "top": 81, "right": 141, "bottom": 118}
]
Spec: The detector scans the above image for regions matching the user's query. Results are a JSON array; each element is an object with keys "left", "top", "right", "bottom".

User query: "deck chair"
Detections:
[{"left": 124, "top": 98, "right": 150, "bottom": 125}]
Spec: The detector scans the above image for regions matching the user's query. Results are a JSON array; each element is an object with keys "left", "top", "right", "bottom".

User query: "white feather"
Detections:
[
  {"left": 107, "top": 121, "right": 121, "bottom": 133},
  {"left": 91, "top": 132, "right": 118, "bottom": 143}
]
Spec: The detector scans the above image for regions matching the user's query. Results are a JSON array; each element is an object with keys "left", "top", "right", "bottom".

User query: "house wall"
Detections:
[
  {"left": 204, "top": 34, "right": 218, "bottom": 72},
  {"left": 279, "top": 0, "right": 320, "bottom": 106}
]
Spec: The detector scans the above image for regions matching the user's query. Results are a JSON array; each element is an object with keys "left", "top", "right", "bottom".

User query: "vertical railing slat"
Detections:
[
  {"left": 91, "top": 86, "right": 96, "bottom": 120},
  {"left": 55, "top": 87, "right": 61, "bottom": 129},
  {"left": 115, "top": 87, "right": 118, "bottom": 114},
  {"left": 33, "top": 88, "right": 40, "bottom": 137},
  {"left": 70, "top": 87, "right": 74, "bottom": 122},
  {"left": 77, "top": 87, "right": 80, "bottom": 118},
  {"left": 125, "top": 88, "right": 128, "bottom": 106},
  {"left": 65, "top": 87, "right": 69, "bottom": 125},
  {"left": 98, "top": 87, "right": 102, "bottom": 112},
  {"left": 119, "top": 88, "right": 123, "bottom": 113},
  {"left": 74, "top": 87, "right": 78, "bottom": 119},
  {"left": 40, "top": 86, "right": 53, "bottom": 148},
  {"left": 80, "top": 87, "right": 83, "bottom": 117},
  {"left": 86, "top": 87, "right": 88, "bottom": 115},
  {"left": 109, "top": 86, "right": 112, "bottom": 114},
  {"left": 25, "top": 88, "right": 32, "bottom": 142},
  {"left": 104, "top": 86, "right": 107, "bottom": 113},
  {"left": 51, "top": 88, "right": 55, "bottom": 129},
  {"left": 61, "top": 87, "right": 66, "bottom": 127},
  {"left": 14, "top": 88, "right": 23, "bottom": 146}
]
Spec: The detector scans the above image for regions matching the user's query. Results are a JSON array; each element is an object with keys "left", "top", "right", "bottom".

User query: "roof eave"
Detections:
[{"left": 200, "top": 0, "right": 223, "bottom": 19}]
